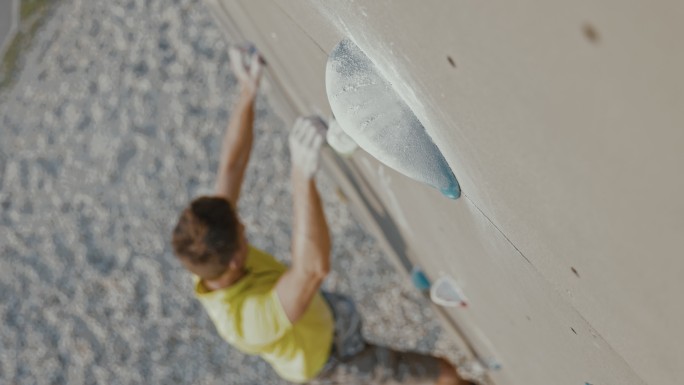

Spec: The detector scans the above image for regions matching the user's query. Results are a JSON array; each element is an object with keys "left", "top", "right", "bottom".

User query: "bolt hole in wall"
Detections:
[
  {"left": 446, "top": 55, "right": 456, "bottom": 68},
  {"left": 582, "top": 22, "right": 600, "bottom": 43},
  {"left": 571, "top": 267, "right": 580, "bottom": 278}
]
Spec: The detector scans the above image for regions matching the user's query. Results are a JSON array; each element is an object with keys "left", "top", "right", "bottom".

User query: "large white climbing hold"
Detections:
[{"left": 325, "top": 39, "right": 460, "bottom": 198}]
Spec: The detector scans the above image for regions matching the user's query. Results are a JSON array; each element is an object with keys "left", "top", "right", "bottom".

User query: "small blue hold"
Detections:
[
  {"left": 440, "top": 181, "right": 461, "bottom": 199},
  {"left": 436, "top": 155, "right": 461, "bottom": 199},
  {"left": 411, "top": 267, "right": 431, "bottom": 291}
]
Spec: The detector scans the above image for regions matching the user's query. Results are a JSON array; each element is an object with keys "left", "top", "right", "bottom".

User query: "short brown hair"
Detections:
[{"left": 172, "top": 196, "right": 240, "bottom": 279}]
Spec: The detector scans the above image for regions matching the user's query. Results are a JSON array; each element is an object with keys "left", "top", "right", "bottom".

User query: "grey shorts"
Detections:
[{"left": 311, "top": 293, "right": 440, "bottom": 385}]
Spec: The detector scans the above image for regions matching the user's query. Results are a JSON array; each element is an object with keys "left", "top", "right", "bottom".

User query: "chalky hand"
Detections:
[
  {"left": 229, "top": 44, "right": 263, "bottom": 99},
  {"left": 288, "top": 117, "right": 327, "bottom": 179}
]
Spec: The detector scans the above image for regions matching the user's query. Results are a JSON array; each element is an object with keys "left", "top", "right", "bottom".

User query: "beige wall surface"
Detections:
[{"left": 207, "top": 1, "right": 684, "bottom": 384}]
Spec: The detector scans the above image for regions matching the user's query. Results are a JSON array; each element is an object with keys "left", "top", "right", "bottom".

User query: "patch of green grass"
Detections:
[
  {"left": 21, "top": 0, "right": 51, "bottom": 20},
  {"left": 1, "top": 34, "right": 26, "bottom": 88},
  {"left": 1, "top": 0, "right": 57, "bottom": 90}
]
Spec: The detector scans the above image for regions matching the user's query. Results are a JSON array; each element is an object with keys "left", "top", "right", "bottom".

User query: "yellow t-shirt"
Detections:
[{"left": 193, "top": 246, "right": 334, "bottom": 383}]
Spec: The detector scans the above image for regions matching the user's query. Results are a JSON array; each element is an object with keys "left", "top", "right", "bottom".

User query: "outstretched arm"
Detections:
[
  {"left": 215, "top": 46, "right": 263, "bottom": 208},
  {"left": 275, "top": 117, "right": 331, "bottom": 323}
]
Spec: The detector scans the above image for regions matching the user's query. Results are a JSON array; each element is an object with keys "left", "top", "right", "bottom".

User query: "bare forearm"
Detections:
[
  {"left": 220, "top": 91, "right": 255, "bottom": 171},
  {"left": 274, "top": 116, "right": 329, "bottom": 323},
  {"left": 291, "top": 169, "right": 331, "bottom": 277},
  {"left": 215, "top": 91, "right": 255, "bottom": 205}
]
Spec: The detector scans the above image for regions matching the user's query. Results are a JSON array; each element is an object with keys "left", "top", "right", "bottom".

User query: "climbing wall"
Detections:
[{"left": 206, "top": 1, "right": 684, "bottom": 384}]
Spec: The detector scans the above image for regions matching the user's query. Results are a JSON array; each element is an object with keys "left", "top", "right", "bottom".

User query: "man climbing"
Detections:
[{"left": 171, "top": 45, "right": 475, "bottom": 385}]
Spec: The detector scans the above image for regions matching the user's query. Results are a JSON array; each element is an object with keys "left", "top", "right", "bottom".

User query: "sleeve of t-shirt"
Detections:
[{"left": 239, "top": 288, "right": 294, "bottom": 347}]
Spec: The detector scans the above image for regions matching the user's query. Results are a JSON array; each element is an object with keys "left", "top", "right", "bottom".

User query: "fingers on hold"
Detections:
[
  {"left": 312, "top": 134, "right": 324, "bottom": 150},
  {"left": 292, "top": 117, "right": 327, "bottom": 148},
  {"left": 249, "top": 53, "right": 263, "bottom": 78},
  {"left": 293, "top": 126, "right": 304, "bottom": 144},
  {"left": 309, "top": 124, "right": 321, "bottom": 143},
  {"left": 228, "top": 46, "right": 240, "bottom": 59},
  {"left": 291, "top": 118, "right": 305, "bottom": 140},
  {"left": 228, "top": 47, "right": 242, "bottom": 66},
  {"left": 310, "top": 115, "right": 325, "bottom": 129},
  {"left": 305, "top": 116, "right": 328, "bottom": 138},
  {"left": 298, "top": 124, "right": 311, "bottom": 145},
  {"left": 289, "top": 125, "right": 299, "bottom": 142},
  {"left": 304, "top": 117, "right": 326, "bottom": 140},
  {"left": 316, "top": 125, "right": 327, "bottom": 139},
  {"left": 229, "top": 47, "right": 248, "bottom": 78}
]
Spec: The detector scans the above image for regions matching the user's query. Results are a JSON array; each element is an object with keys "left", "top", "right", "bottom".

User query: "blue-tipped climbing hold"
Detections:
[
  {"left": 441, "top": 182, "right": 461, "bottom": 200},
  {"left": 326, "top": 39, "right": 461, "bottom": 199}
]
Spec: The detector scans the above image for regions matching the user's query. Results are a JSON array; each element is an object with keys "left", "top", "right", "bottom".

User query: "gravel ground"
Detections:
[{"left": 0, "top": 0, "right": 464, "bottom": 384}]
